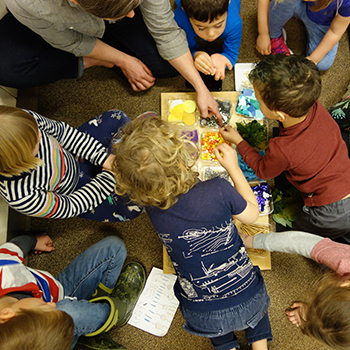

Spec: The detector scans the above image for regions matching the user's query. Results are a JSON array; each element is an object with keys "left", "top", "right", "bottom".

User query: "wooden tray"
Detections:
[{"left": 161, "top": 92, "right": 271, "bottom": 273}]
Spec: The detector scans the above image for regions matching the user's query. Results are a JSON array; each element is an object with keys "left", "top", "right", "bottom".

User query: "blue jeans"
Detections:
[
  {"left": 76, "top": 109, "right": 143, "bottom": 222},
  {"left": 180, "top": 273, "right": 272, "bottom": 350},
  {"left": 56, "top": 236, "right": 127, "bottom": 349},
  {"left": 269, "top": 0, "right": 337, "bottom": 71}
]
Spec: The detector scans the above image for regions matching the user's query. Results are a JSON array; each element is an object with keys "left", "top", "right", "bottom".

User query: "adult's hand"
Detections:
[
  {"left": 87, "top": 39, "right": 155, "bottom": 91},
  {"left": 196, "top": 87, "right": 222, "bottom": 125},
  {"left": 120, "top": 56, "right": 155, "bottom": 91},
  {"left": 168, "top": 50, "right": 223, "bottom": 124}
]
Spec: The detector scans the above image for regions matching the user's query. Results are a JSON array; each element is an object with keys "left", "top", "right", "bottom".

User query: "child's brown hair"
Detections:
[
  {"left": 180, "top": 0, "right": 229, "bottom": 23},
  {"left": 0, "top": 308, "right": 74, "bottom": 350},
  {"left": 301, "top": 273, "right": 350, "bottom": 350},
  {"left": 249, "top": 54, "right": 321, "bottom": 118},
  {"left": 112, "top": 116, "right": 199, "bottom": 209},
  {"left": 0, "top": 106, "right": 43, "bottom": 177}
]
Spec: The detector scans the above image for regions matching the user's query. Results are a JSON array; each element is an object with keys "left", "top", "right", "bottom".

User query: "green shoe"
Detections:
[
  {"left": 111, "top": 261, "right": 146, "bottom": 327},
  {"left": 77, "top": 333, "right": 126, "bottom": 350}
]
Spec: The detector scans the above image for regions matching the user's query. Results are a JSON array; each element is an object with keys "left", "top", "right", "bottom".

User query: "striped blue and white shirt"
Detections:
[{"left": 0, "top": 111, "right": 116, "bottom": 218}]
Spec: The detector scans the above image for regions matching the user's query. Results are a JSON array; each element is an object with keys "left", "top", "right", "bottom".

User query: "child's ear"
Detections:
[
  {"left": 276, "top": 111, "right": 286, "bottom": 122},
  {"left": 0, "top": 308, "right": 16, "bottom": 324}
]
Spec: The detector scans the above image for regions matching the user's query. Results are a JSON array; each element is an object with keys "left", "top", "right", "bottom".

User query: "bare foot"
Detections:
[
  {"left": 83, "top": 57, "right": 114, "bottom": 69},
  {"left": 285, "top": 302, "right": 308, "bottom": 327}
]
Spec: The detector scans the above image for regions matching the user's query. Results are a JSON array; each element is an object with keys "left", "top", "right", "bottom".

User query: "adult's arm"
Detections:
[
  {"left": 169, "top": 52, "right": 222, "bottom": 120},
  {"left": 5, "top": 0, "right": 155, "bottom": 90},
  {"left": 140, "top": 0, "right": 222, "bottom": 121},
  {"left": 85, "top": 39, "right": 155, "bottom": 91}
]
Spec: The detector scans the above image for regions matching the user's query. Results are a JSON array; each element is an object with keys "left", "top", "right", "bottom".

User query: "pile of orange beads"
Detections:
[{"left": 201, "top": 131, "right": 230, "bottom": 161}]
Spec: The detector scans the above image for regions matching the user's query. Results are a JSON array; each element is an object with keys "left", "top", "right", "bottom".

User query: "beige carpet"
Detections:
[{"left": 27, "top": 1, "right": 350, "bottom": 349}]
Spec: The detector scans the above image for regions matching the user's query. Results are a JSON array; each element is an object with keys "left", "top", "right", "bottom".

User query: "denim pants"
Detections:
[
  {"left": 76, "top": 109, "right": 142, "bottom": 222},
  {"left": 180, "top": 271, "right": 272, "bottom": 350},
  {"left": 55, "top": 236, "right": 127, "bottom": 349},
  {"left": 268, "top": 0, "right": 337, "bottom": 71},
  {"left": 0, "top": 8, "right": 177, "bottom": 89}
]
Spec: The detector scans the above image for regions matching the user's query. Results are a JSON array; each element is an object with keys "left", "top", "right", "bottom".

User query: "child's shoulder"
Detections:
[{"left": 228, "top": 0, "right": 241, "bottom": 14}]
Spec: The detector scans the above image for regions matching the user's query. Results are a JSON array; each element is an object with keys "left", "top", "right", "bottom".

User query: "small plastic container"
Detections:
[
  {"left": 199, "top": 129, "right": 231, "bottom": 162},
  {"left": 166, "top": 98, "right": 199, "bottom": 127},
  {"left": 235, "top": 118, "right": 269, "bottom": 151},
  {"left": 198, "top": 162, "right": 232, "bottom": 185},
  {"left": 249, "top": 180, "right": 273, "bottom": 216}
]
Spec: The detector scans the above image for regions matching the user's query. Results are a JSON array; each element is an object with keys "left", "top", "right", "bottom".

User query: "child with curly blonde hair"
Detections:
[{"left": 113, "top": 116, "right": 272, "bottom": 350}]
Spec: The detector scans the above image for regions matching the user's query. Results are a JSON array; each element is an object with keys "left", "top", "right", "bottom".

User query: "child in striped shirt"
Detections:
[{"left": 0, "top": 106, "right": 142, "bottom": 221}]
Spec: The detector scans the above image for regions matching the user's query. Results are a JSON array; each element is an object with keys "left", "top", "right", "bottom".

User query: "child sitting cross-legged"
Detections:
[
  {"left": 0, "top": 233, "right": 146, "bottom": 350},
  {"left": 174, "top": 0, "right": 242, "bottom": 84},
  {"left": 112, "top": 116, "right": 272, "bottom": 350},
  {"left": 221, "top": 54, "right": 350, "bottom": 243}
]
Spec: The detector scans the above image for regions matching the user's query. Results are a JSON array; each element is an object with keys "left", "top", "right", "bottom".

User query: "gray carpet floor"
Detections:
[{"left": 27, "top": 0, "right": 350, "bottom": 349}]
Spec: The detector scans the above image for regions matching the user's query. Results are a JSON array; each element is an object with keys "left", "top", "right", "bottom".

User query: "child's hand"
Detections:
[
  {"left": 34, "top": 233, "right": 55, "bottom": 254},
  {"left": 102, "top": 154, "right": 116, "bottom": 171},
  {"left": 220, "top": 125, "right": 244, "bottom": 145},
  {"left": 194, "top": 51, "right": 216, "bottom": 76},
  {"left": 256, "top": 33, "right": 271, "bottom": 55},
  {"left": 214, "top": 143, "right": 238, "bottom": 171},
  {"left": 211, "top": 54, "right": 232, "bottom": 81},
  {"left": 238, "top": 231, "right": 254, "bottom": 248}
]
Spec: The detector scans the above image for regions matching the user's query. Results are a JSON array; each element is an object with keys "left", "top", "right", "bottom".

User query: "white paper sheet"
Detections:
[{"left": 128, "top": 267, "right": 179, "bottom": 336}]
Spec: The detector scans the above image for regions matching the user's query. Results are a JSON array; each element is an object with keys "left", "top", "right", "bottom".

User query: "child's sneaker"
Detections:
[{"left": 271, "top": 29, "right": 291, "bottom": 56}]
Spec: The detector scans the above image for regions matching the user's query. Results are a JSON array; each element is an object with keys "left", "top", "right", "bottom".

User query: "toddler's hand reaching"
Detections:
[
  {"left": 34, "top": 233, "right": 55, "bottom": 254},
  {"left": 238, "top": 231, "right": 254, "bottom": 248},
  {"left": 214, "top": 143, "right": 238, "bottom": 172},
  {"left": 211, "top": 54, "right": 232, "bottom": 81},
  {"left": 194, "top": 51, "right": 216, "bottom": 76},
  {"left": 220, "top": 125, "right": 244, "bottom": 145}
]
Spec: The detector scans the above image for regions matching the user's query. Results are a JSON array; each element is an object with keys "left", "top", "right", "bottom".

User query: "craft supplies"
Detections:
[
  {"left": 236, "top": 119, "right": 268, "bottom": 151},
  {"left": 200, "top": 131, "right": 230, "bottom": 161},
  {"left": 200, "top": 99, "right": 232, "bottom": 127},
  {"left": 168, "top": 99, "right": 197, "bottom": 126},
  {"left": 236, "top": 89, "right": 264, "bottom": 119},
  {"left": 202, "top": 166, "right": 231, "bottom": 182},
  {"left": 240, "top": 222, "right": 271, "bottom": 257},
  {"left": 250, "top": 181, "right": 273, "bottom": 215}
]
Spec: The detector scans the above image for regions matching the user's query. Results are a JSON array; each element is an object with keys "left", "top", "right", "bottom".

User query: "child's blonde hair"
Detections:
[
  {"left": 0, "top": 106, "right": 43, "bottom": 177},
  {"left": 0, "top": 308, "right": 74, "bottom": 350},
  {"left": 112, "top": 116, "right": 199, "bottom": 209},
  {"left": 301, "top": 273, "right": 350, "bottom": 350}
]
